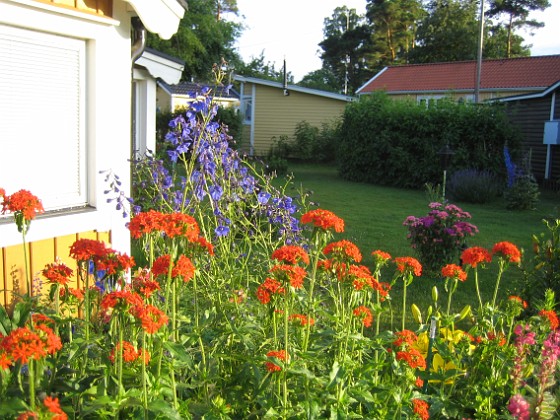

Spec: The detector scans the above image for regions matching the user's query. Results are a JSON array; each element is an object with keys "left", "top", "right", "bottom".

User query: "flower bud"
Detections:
[
  {"left": 456, "top": 305, "right": 471, "bottom": 321},
  {"left": 411, "top": 304, "right": 423, "bottom": 325},
  {"left": 432, "top": 286, "right": 438, "bottom": 303},
  {"left": 427, "top": 305, "right": 433, "bottom": 318}
]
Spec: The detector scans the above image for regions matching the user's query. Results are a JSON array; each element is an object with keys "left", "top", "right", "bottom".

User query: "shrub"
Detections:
[
  {"left": 447, "top": 169, "right": 502, "bottom": 204},
  {"left": 337, "top": 92, "right": 523, "bottom": 189},
  {"left": 505, "top": 173, "right": 540, "bottom": 210},
  {"left": 293, "top": 120, "right": 319, "bottom": 161},
  {"left": 404, "top": 202, "right": 479, "bottom": 274}
]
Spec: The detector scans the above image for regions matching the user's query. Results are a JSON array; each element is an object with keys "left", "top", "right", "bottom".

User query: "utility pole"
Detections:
[{"left": 474, "top": 0, "right": 485, "bottom": 103}]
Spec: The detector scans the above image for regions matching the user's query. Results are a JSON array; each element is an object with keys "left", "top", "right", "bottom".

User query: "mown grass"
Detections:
[{"left": 278, "top": 161, "right": 560, "bottom": 326}]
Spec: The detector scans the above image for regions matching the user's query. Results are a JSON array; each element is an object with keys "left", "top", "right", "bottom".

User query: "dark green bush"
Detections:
[
  {"left": 447, "top": 169, "right": 503, "bottom": 204},
  {"left": 337, "top": 93, "right": 522, "bottom": 189},
  {"left": 504, "top": 174, "right": 540, "bottom": 210}
]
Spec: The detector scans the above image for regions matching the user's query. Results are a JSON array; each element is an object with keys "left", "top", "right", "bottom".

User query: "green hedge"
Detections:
[{"left": 337, "top": 93, "right": 522, "bottom": 189}]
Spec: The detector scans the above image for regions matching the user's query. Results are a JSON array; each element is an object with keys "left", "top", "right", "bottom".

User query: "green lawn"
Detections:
[{"left": 279, "top": 162, "right": 560, "bottom": 326}]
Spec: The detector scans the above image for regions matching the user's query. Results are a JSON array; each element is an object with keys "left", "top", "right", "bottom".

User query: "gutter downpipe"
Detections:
[{"left": 131, "top": 17, "right": 146, "bottom": 161}]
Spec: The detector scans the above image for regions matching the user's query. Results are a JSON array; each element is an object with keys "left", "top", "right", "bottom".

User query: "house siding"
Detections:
[
  {"left": 249, "top": 84, "right": 348, "bottom": 156},
  {"left": 1, "top": 230, "right": 111, "bottom": 308},
  {"left": 35, "top": 0, "right": 113, "bottom": 16},
  {"left": 504, "top": 92, "right": 560, "bottom": 185}
]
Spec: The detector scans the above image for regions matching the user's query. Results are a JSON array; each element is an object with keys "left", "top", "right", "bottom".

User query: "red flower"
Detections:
[
  {"left": 3, "top": 327, "right": 47, "bottom": 363},
  {"left": 347, "top": 265, "right": 375, "bottom": 290},
  {"left": 289, "top": 313, "right": 315, "bottom": 326},
  {"left": 396, "top": 348, "right": 426, "bottom": 369},
  {"left": 441, "top": 264, "right": 467, "bottom": 282},
  {"left": 16, "top": 412, "right": 38, "bottom": 420},
  {"left": 128, "top": 210, "right": 200, "bottom": 240},
  {"left": 60, "top": 288, "right": 84, "bottom": 301},
  {"left": 371, "top": 250, "right": 392, "bottom": 265},
  {"left": 269, "top": 264, "right": 307, "bottom": 289},
  {"left": 100, "top": 290, "right": 143, "bottom": 311},
  {"left": 461, "top": 246, "right": 491, "bottom": 268},
  {"left": 42, "top": 262, "right": 74, "bottom": 285},
  {"left": 492, "top": 241, "right": 521, "bottom": 264},
  {"left": 44, "top": 396, "right": 67, "bottom": 420},
  {"left": 69, "top": 238, "right": 108, "bottom": 262},
  {"left": 393, "top": 330, "right": 418, "bottom": 348},
  {"left": 35, "top": 324, "right": 62, "bottom": 355},
  {"left": 97, "top": 251, "right": 135, "bottom": 275},
  {"left": 136, "top": 304, "right": 168, "bottom": 334},
  {"left": 412, "top": 398, "right": 430, "bottom": 420},
  {"left": 509, "top": 295, "right": 528, "bottom": 309},
  {"left": 0, "top": 350, "right": 12, "bottom": 370},
  {"left": 132, "top": 269, "right": 161, "bottom": 299},
  {"left": 109, "top": 341, "right": 139, "bottom": 364},
  {"left": 0, "top": 189, "right": 44, "bottom": 221},
  {"left": 271, "top": 245, "right": 310, "bottom": 265},
  {"left": 152, "top": 254, "right": 196, "bottom": 282},
  {"left": 395, "top": 257, "right": 422, "bottom": 277},
  {"left": 323, "top": 240, "right": 362, "bottom": 263},
  {"left": 256, "top": 277, "right": 285, "bottom": 304},
  {"left": 265, "top": 349, "right": 289, "bottom": 372},
  {"left": 539, "top": 310, "right": 559, "bottom": 330},
  {"left": 353, "top": 306, "right": 373, "bottom": 327},
  {"left": 300, "top": 209, "right": 344, "bottom": 232},
  {"left": 192, "top": 236, "right": 214, "bottom": 255}
]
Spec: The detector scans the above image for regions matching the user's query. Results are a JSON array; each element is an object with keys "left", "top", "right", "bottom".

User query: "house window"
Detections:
[
  {"left": 242, "top": 96, "right": 252, "bottom": 124},
  {"left": 0, "top": 24, "right": 87, "bottom": 212},
  {"left": 417, "top": 95, "right": 445, "bottom": 108}
]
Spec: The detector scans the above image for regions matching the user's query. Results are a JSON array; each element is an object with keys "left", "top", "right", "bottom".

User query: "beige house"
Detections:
[
  {"left": 235, "top": 75, "right": 354, "bottom": 156},
  {"left": 0, "top": 0, "right": 185, "bottom": 305},
  {"left": 356, "top": 55, "right": 560, "bottom": 104}
]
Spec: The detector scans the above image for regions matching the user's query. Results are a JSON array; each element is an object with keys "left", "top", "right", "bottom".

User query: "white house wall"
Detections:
[{"left": 0, "top": 0, "right": 133, "bottom": 253}]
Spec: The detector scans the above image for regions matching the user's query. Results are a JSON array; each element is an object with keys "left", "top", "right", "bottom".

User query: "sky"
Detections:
[{"left": 233, "top": 0, "right": 560, "bottom": 82}]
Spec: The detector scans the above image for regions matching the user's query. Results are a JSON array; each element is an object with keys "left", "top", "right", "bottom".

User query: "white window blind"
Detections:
[{"left": 0, "top": 24, "right": 86, "bottom": 211}]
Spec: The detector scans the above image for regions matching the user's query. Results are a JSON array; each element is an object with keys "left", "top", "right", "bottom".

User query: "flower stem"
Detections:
[
  {"left": 474, "top": 268, "right": 483, "bottom": 314},
  {"left": 402, "top": 280, "right": 408, "bottom": 331},
  {"left": 491, "top": 262, "right": 505, "bottom": 309}
]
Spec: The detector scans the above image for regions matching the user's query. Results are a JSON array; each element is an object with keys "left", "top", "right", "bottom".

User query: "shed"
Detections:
[
  {"left": 235, "top": 75, "right": 354, "bottom": 156},
  {"left": 497, "top": 81, "right": 560, "bottom": 186},
  {"left": 0, "top": 0, "right": 185, "bottom": 306}
]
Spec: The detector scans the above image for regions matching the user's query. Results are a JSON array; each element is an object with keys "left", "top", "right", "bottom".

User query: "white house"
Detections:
[{"left": 0, "top": 0, "right": 186, "bottom": 302}]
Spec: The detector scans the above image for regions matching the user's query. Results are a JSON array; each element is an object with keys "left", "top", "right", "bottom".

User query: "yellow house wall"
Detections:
[
  {"left": 1, "top": 230, "right": 111, "bottom": 309},
  {"left": 250, "top": 84, "right": 349, "bottom": 156},
  {"left": 387, "top": 90, "right": 536, "bottom": 102}
]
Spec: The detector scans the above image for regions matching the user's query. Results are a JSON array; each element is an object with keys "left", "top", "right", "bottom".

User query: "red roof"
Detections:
[{"left": 357, "top": 55, "right": 560, "bottom": 94}]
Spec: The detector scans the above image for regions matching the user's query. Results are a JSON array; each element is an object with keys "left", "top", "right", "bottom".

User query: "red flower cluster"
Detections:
[
  {"left": 152, "top": 254, "right": 196, "bottom": 282},
  {"left": 256, "top": 278, "right": 285, "bottom": 304},
  {"left": 0, "top": 188, "right": 44, "bottom": 221},
  {"left": 461, "top": 246, "right": 492, "bottom": 268},
  {"left": 100, "top": 290, "right": 144, "bottom": 312},
  {"left": 396, "top": 348, "right": 426, "bottom": 369},
  {"left": 128, "top": 210, "right": 200, "bottom": 241},
  {"left": 393, "top": 330, "right": 418, "bottom": 348},
  {"left": 265, "top": 349, "right": 289, "bottom": 372},
  {"left": 441, "top": 264, "right": 467, "bottom": 282},
  {"left": 289, "top": 313, "right": 315, "bottom": 326},
  {"left": 109, "top": 341, "right": 150, "bottom": 365},
  {"left": 509, "top": 295, "right": 528, "bottom": 309},
  {"left": 271, "top": 245, "right": 310, "bottom": 265},
  {"left": 353, "top": 306, "right": 373, "bottom": 327},
  {"left": 395, "top": 257, "right": 422, "bottom": 277},
  {"left": 131, "top": 268, "right": 161, "bottom": 299},
  {"left": 43, "top": 396, "right": 68, "bottom": 420},
  {"left": 412, "top": 398, "right": 430, "bottom": 420},
  {"left": 539, "top": 310, "right": 559, "bottom": 330},
  {"left": 135, "top": 304, "right": 169, "bottom": 334},
  {"left": 492, "top": 241, "right": 521, "bottom": 264},
  {"left": 1, "top": 317, "right": 62, "bottom": 365},
  {"left": 42, "top": 261, "right": 74, "bottom": 285},
  {"left": 59, "top": 287, "right": 84, "bottom": 302},
  {"left": 323, "top": 240, "right": 362, "bottom": 263},
  {"left": 269, "top": 264, "right": 307, "bottom": 289},
  {"left": 371, "top": 250, "right": 392, "bottom": 265},
  {"left": 300, "top": 209, "right": 344, "bottom": 232},
  {"left": 69, "top": 238, "right": 108, "bottom": 262}
]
